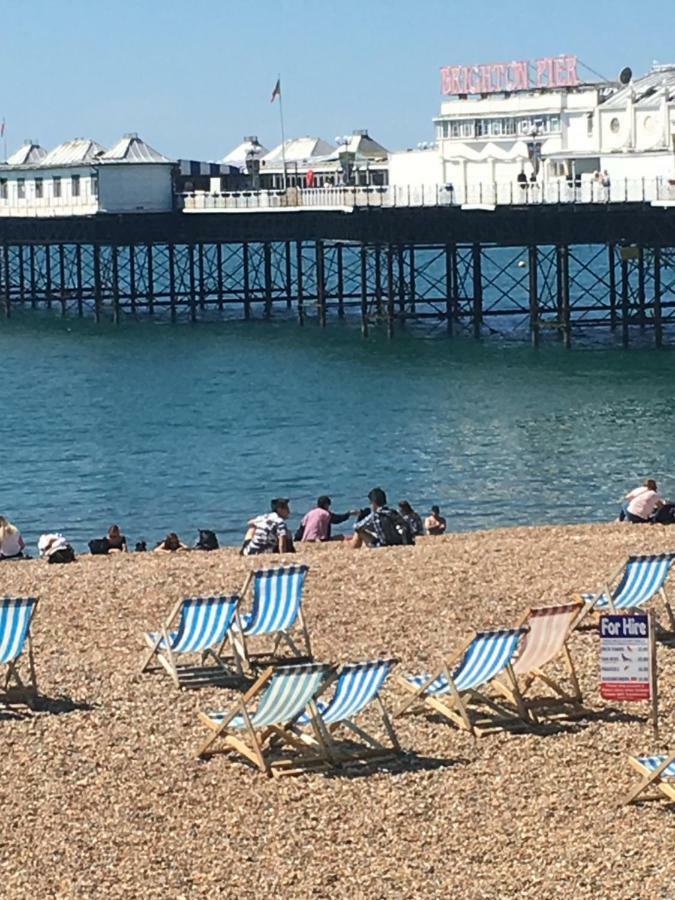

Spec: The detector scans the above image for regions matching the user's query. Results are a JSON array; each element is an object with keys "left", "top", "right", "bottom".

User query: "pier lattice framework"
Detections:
[{"left": 2, "top": 203, "right": 675, "bottom": 346}]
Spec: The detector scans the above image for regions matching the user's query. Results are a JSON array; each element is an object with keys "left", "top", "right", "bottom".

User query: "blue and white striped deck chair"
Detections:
[
  {"left": 294, "top": 659, "right": 402, "bottom": 766},
  {"left": 0, "top": 597, "right": 38, "bottom": 706},
  {"left": 625, "top": 753, "right": 675, "bottom": 804},
  {"left": 233, "top": 565, "right": 312, "bottom": 669},
  {"left": 396, "top": 627, "right": 530, "bottom": 737},
  {"left": 141, "top": 595, "right": 242, "bottom": 688},
  {"left": 575, "top": 553, "right": 675, "bottom": 630},
  {"left": 197, "top": 662, "right": 335, "bottom": 776}
]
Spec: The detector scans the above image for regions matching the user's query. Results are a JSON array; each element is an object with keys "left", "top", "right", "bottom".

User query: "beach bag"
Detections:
[
  {"left": 88, "top": 538, "right": 110, "bottom": 555},
  {"left": 376, "top": 508, "right": 414, "bottom": 546},
  {"left": 48, "top": 545, "right": 76, "bottom": 564},
  {"left": 195, "top": 529, "right": 219, "bottom": 551}
]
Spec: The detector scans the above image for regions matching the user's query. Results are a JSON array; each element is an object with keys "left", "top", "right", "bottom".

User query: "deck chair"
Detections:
[
  {"left": 495, "top": 601, "right": 585, "bottom": 719},
  {"left": 140, "top": 594, "right": 242, "bottom": 688},
  {"left": 575, "top": 553, "right": 675, "bottom": 630},
  {"left": 294, "top": 659, "right": 401, "bottom": 766},
  {"left": 396, "top": 627, "right": 530, "bottom": 737},
  {"left": 232, "top": 565, "right": 312, "bottom": 669},
  {"left": 197, "top": 662, "right": 335, "bottom": 777},
  {"left": 624, "top": 754, "right": 675, "bottom": 804},
  {"left": 0, "top": 597, "right": 38, "bottom": 707}
]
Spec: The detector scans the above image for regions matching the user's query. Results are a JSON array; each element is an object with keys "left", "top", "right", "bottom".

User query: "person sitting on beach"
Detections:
[
  {"left": 153, "top": 532, "right": 189, "bottom": 553},
  {"left": 352, "top": 488, "right": 414, "bottom": 549},
  {"left": 619, "top": 479, "right": 664, "bottom": 524},
  {"left": 241, "top": 498, "right": 293, "bottom": 556},
  {"left": 107, "top": 524, "right": 127, "bottom": 552},
  {"left": 0, "top": 516, "right": 26, "bottom": 560},
  {"left": 296, "top": 496, "right": 356, "bottom": 542},
  {"left": 398, "top": 501, "right": 424, "bottom": 538},
  {"left": 424, "top": 505, "right": 447, "bottom": 535}
]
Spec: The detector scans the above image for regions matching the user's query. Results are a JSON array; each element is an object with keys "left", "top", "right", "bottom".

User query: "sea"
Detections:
[{"left": 1, "top": 310, "right": 674, "bottom": 551}]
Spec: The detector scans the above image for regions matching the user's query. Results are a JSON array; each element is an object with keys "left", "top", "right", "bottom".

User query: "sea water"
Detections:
[{"left": 1, "top": 311, "right": 674, "bottom": 550}]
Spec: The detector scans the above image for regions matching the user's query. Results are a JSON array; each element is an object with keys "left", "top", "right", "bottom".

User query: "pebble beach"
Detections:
[{"left": 2, "top": 522, "right": 675, "bottom": 899}]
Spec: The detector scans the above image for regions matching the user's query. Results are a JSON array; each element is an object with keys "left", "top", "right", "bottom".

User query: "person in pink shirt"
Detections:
[
  {"left": 296, "top": 496, "right": 356, "bottom": 542},
  {"left": 620, "top": 479, "right": 664, "bottom": 524}
]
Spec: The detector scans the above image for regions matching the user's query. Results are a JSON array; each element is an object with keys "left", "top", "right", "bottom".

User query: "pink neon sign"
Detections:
[{"left": 440, "top": 56, "right": 579, "bottom": 95}]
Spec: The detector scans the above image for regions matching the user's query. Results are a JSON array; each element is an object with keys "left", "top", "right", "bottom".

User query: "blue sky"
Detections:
[{"left": 1, "top": 0, "right": 672, "bottom": 160}]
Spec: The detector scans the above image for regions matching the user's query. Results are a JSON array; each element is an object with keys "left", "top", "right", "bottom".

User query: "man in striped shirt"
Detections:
[{"left": 241, "top": 498, "right": 292, "bottom": 555}]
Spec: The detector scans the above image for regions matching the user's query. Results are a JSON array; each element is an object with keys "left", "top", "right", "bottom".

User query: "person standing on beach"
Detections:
[
  {"left": 620, "top": 479, "right": 664, "bottom": 524},
  {"left": 242, "top": 498, "right": 292, "bottom": 555},
  {"left": 352, "top": 488, "right": 414, "bottom": 549},
  {"left": 296, "top": 496, "right": 356, "bottom": 542},
  {"left": 424, "top": 505, "right": 447, "bottom": 535}
]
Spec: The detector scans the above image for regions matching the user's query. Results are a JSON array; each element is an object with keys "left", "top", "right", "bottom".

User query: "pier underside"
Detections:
[{"left": 2, "top": 203, "right": 675, "bottom": 346}]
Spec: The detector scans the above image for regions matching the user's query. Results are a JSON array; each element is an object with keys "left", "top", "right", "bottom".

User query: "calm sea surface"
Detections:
[{"left": 1, "top": 311, "right": 674, "bottom": 550}]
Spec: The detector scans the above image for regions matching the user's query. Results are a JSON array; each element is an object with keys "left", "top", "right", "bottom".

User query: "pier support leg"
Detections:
[
  {"left": 216, "top": 242, "right": 224, "bottom": 310},
  {"left": 620, "top": 255, "right": 630, "bottom": 348},
  {"left": 360, "top": 245, "right": 369, "bottom": 338},
  {"left": 409, "top": 245, "right": 416, "bottom": 315},
  {"left": 374, "top": 246, "right": 382, "bottom": 317},
  {"left": 472, "top": 243, "right": 482, "bottom": 339},
  {"left": 242, "top": 243, "right": 251, "bottom": 320},
  {"left": 316, "top": 240, "right": 326, "bottom": 327},
  {"left": 58, "top": 243, "right": 66, "bottom": 317},
  {"left": 2, "top": 242, "right": 10, "bottom": 319},
  {"left": 29, "top": 245, "right": 36, "bottom": 309},
  {"left": 445, "top": 243, "right": 454, "bottom": 336},
  {"left": 146, "top": 242, "right": 154, "bottom": 316},
  {"left": 168, "top": 243, "right": 177, "bottom": 323},
  {"left": 93, "top": 244, "right": 102, "bottom": 323},
  {"left": 45, "top": 244, "right": 52, "bottom": 309},
  {"left": 188, "top": 243, "right": 197, "bottom": 322},
  {"left": 654, "top": 246, "right": 663, "bottom": 348},
  {"left": 197, "top": 242, "right": 205, "bottom": 311},
  {"left": 111, "top": 244, "right": 120, "bottom": 325},
  {"left": 76, "top": 244, "right": 83, "bottom": 317},
  {"left": 296, "top": 241, "right": 304, "bottom": 326},
  {"left": 637, "top": 246, "right": 646, "bottom": 331},
  {"left": 285, "top": 240, "right": 292, "bottom": 309},
  {"left": 336, "top": 243, "right": 344, "bottom": 319},
  {"left": 559, "top": 245, "right": 571, "bottom": 349},
  {"left": 386, "top": 243, "right": 395, "bottom": 339},
  {"left": 129, "top": 244, "right": 137, "bottom": 315},
  {"left": 18, "top": 245, "right": 25, "bottom": 304},
  {"left": 264, "top": 242, "right": 272, "bottom": 320},
  {"left": 608, "top": 243, "right": 617, "bottom": 331},
  {"left": 529, "top": 245, "right": 540, "bottom": 347}
]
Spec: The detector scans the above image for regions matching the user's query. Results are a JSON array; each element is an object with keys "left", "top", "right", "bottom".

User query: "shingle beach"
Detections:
[{"left": 2, "top": 523, "right": 675, "bottom": 899}]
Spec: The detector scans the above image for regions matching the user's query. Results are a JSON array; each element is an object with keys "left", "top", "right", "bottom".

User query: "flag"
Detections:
[
  {"left": 0, "top": 119, "right": 5, "bottom": 137},
  {"left": 270, "top": 79, "right": 281, "bottom": 103}
]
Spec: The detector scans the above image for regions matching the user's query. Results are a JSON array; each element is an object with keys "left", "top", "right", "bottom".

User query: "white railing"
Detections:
[{"left": 181, "top": 177, "right": 675, "bottom": 212}]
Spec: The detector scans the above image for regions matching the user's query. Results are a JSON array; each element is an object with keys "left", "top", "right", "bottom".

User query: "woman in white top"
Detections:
[
  {"left": 621, "top": 479, "right": 664, "bottom": 524},
  {"left": 0, "top": 516, "right": 26, "bottom": 559}
]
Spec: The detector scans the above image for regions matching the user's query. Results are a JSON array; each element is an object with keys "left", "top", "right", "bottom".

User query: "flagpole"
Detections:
[{"left": 277, "top": 76, "right": 287, "bottom": 190}]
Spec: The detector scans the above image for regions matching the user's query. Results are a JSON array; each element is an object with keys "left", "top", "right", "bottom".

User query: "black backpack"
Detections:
[
  {"left": 376, "top": 508, "right": 414, "bottom": 546},
  {"left": 195, "top": 529, "right": 219, "bottom": 551},
  {"left": 88, "top": 538, "right": 110, "bottom": 555}
]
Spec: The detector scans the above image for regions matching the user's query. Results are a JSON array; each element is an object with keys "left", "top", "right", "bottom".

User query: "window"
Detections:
[
  {"left": 586, "top": 113, "right": 594, "bottom": 137},
  {"left": 53, "top": 176, "right": 61, "bottom": 198},
  {"left": 71, "top": 174, "right": 80, "bottom": 197},
  {"left": 17, "top": 178, "right": 25, "bottom": 199},
  {"left": 610, "top": 117, "right": 621, "bottom": 134},
  {"left": 549, "top": 116, "right": 561, "bottom": 132},
  {"left": 35, "top": 177, "right": 43, "bottom": 199},
  {"left": 0, "top": 179, "right": 7, "bottom": 200},
  {"left": 91, "top": 175, "right": 98, "bottom": 198}
]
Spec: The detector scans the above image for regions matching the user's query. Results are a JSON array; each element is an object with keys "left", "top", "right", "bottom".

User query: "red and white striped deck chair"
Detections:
[{"left": 496, "top": 600, "right": 585, "bottom": 718}]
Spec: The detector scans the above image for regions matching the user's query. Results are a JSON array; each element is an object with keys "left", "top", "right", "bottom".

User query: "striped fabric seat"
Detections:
[
  {"left": 635, "top": 755, "right": 675, "bottom": 778},
  {"left": 585, "top": 554, "right": 674, "bottom": 610},
  {"left": 513, "top": 603, "right": 580, "bottom": 675},
  {"left": 146, "top": 595, "right": 239, "bottom": 654},
  {"left": 240, "top": 565, "right": 308, "bottom": 635},
  {"left": 0, "top": 597, "right": 36, "bottom": 664},
  {"left": 204, "top": 662, "right": 333, "bottom": 731},
  {"left": 296, "top": 659, "right": 396, "bottom": 726},
  {"left": 407, "top": 628, "right": 527, "bottom": 696}
]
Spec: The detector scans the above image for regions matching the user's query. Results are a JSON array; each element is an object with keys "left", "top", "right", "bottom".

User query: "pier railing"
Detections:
[{"left": 181, "top": 177, "right": 675, "bottom": 212}]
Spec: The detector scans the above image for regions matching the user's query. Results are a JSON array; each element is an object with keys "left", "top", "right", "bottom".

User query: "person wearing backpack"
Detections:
[{"left": 351, "top": 487, "right": 414, "bottom": 549}]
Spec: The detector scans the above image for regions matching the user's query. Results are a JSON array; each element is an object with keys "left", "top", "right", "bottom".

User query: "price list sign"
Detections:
[{"left": 599, "top": 613, "right": 652, "bottom": 701}]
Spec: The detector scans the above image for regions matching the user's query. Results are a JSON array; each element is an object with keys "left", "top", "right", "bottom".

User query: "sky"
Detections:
[{"left": 1, "top": 0, "right": 672, "bottom": 161}]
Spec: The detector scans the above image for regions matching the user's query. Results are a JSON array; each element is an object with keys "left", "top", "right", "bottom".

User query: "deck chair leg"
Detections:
[
  {"left": 562, "top": 644, "right": 583, "bottom": 702},
  {"left": 161, "top": 626, "right": 180, "bottom": 688},
  {"left": 376, "top": 695, "right": 401, "bottom": 752},
  {"left": 298, "top": 611, "right": 312, "bottom": 659},
  {"left": 624, "top": 754, "right": 675, "bottom": 804},
  {"left": 660, "top": 587, "right": 675, "bottom": 632},
  {"left": 140, "top": 599, "right": 183, "bottom": 673}
]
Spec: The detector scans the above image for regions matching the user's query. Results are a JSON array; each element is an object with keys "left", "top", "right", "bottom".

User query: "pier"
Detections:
[{"left": 1, "top": 200, "right": 675, "bottom": 347}]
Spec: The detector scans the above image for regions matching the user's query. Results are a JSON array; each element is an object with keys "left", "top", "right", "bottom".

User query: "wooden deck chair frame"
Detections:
[
  {"left": 1, "top": 598, "right": 39, "bottom": 708},
  {"left": 294, "top": 661, "right": 403, "bottom": 767},
  {"left": 140, "top": 597, "right": 243, "bottom": 689},
  {"left": 230, "top": 570, "right": 313, "bottom": 671},
  {"left": 196, "top": 665, "right": 337, "bottom": 777},
  {"left": 573, "top": 557, "right": 675, "bottom": 632},
  {"left": 395, "top": 637, "right": 531, "bottom": 738},
  {"left": 624, "top": 753, "right": 675, "bottom": 804},
  {"left": 494, "top": 600, "right": 586, "bottom": 720}
]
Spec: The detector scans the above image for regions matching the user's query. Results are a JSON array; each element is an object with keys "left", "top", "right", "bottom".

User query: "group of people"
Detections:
[{"left": 240, "top": 490, "right": 447, "bottom": 556}]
